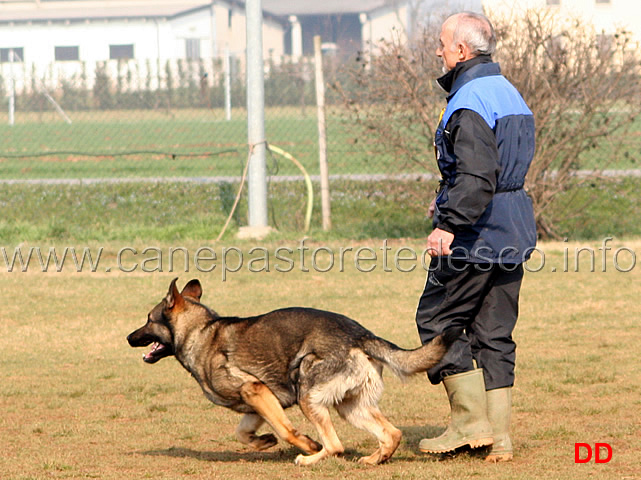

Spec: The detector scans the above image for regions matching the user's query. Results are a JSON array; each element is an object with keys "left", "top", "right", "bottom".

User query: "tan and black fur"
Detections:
[{"left": 127, "top": 278, "right": 461, "bottom": 466}]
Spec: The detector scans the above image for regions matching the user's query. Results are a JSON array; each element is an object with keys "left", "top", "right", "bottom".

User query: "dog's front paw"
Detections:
[
  {"left": 295, "top": 450, "right": 327, "bottom": 466},
  {"left": 304, "top": 436, "right": 323, "bottom": 454},
  {"left": 357, "top": 449, "right": 384, "bottom": 465},
  {"left": 250, "top": 433, "right": 278, "bottom": 451}
]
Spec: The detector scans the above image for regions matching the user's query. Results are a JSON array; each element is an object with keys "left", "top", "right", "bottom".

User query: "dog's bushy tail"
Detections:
[{"left": 362, "top": 327, "right": 463, "bottom": 380}]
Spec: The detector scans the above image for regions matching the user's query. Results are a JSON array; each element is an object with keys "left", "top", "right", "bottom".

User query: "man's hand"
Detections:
[
  {"left": 428, "top": 197, "right": 437, "bottom": 218},
  {"left": 426, "top": 228, "right": 454, "bottom": 257}
]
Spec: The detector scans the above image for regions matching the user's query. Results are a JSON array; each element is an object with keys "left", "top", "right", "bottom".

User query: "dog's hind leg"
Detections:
[
  {"left": 239, "top": 381, "right": 322, "bottom": 456},
  {"left": 336, "top": 400, "right": 402, "bottom": 465},
  {"left": 295, "top": 394, "right": 345, "bottom": 466},
  {"left": 236, "top": 413, "right": 278, "bottom": 451}
]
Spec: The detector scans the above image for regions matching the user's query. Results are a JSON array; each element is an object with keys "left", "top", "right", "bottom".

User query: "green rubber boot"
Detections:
[
  {"left": 485, "top": 387, "right": 513, "bottom": 462},
  {"left": 419, "top": 369, "right": 493, "bottom": 454}
]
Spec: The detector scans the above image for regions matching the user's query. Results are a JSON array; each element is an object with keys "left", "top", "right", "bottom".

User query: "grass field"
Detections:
[
  {"left": 1, "top": 239, "right": 640, "bottom": 480},
  {"left": 2, "top": 105, "right": 640, "bottom": 479},
  {"left": 0, "top": 107, "right": 419, "bottom": 179}
]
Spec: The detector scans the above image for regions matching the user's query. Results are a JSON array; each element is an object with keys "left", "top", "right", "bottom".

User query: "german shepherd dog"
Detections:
[{"left": 127, "top": 278, "right": 459, "bottom": 466}]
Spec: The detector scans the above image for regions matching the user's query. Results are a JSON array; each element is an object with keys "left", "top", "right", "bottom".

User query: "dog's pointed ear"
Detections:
[
  {"left": 165, "top": 277, "right": 185, "bottom": 310},
  {"left": 181, "top": 279, "right": 202, "bottom": 301}
]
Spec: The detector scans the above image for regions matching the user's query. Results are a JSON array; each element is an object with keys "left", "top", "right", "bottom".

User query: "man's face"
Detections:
[{"left": 436, "top": 18, "right": 460, "bottom": 73}]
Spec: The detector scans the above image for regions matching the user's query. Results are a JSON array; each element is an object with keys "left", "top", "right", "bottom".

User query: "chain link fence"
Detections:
[{"left": 0, "top": 52, "right": 436, "bottom": 240}]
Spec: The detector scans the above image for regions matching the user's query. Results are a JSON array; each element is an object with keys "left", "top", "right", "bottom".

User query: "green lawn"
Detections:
[{"left": 1, "top": 106, "right": 640, "bottom": 243}]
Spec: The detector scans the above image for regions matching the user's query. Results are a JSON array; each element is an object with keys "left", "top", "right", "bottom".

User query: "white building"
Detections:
[
  {"left": 360, "top": 0, "right": 482, "bottom": 48},
  {"left": 484, "top": 0, "right": 641, "bottom": 44},
  {"left": 263, "top": 0, "right": 641, "bottom": 55},
  {"left": 260, "top": 0, "right": 483, "bottom": 58},
  {"left": 0, "top": 0, "right": 286, "bottom": 89}
]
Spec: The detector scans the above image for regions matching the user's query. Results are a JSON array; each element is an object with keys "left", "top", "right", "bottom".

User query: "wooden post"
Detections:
[{"left": 314, "top": 35, "right": 331, "bottom": 231}]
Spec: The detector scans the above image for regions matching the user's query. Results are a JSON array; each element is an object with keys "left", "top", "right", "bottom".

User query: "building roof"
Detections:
[
  {"left": 262, "top": 0, "right": 390, "bottom": 16},
  {"left": 0, "top": 0, "right": 216, "bottom": 23},
  {"left": 0, "top": 0, "right": 393, "bottom": 23}
]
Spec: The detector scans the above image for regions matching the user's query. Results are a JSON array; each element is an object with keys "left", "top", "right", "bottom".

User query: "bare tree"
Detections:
[
  {"left": 494, "top": 10, "right": 640, "bottom": 237},
  {"left": 333, "top": 24, "right": 444, "bottom": 174}
]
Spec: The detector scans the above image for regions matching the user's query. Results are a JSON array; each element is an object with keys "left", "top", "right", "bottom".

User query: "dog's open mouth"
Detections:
[{"left": 143, "top": 342, "right": 172, "bottom": 363}]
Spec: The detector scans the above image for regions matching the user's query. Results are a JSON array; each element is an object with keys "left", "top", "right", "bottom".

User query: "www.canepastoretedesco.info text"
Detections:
[{"left": 1, "top": 238, "right": 637, "bottom": 280}]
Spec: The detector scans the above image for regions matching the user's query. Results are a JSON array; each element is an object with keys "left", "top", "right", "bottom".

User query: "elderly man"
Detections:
[{"left": 416, "top": 12, "right": 536, "bottom": 462}]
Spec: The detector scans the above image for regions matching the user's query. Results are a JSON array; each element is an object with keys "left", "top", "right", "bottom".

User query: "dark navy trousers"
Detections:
[{"left": 415, "top": 258, "right": 524, "bottom": 391}]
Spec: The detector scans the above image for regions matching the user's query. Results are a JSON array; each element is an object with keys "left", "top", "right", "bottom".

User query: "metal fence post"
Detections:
[{"left": 245, "top": 0, "right": 268, "bottom": 230}]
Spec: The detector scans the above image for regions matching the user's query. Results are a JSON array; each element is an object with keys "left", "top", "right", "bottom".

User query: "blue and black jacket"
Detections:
[{"left": 433, "top": 55, "right": 537, "bottom": 263}]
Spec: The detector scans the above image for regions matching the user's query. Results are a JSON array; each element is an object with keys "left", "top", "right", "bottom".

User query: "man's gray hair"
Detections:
[{"left": 452, "top": 12, "right": 496, "bottom": 56}]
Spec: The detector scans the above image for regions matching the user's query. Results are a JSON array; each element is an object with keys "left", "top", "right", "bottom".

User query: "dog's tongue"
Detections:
[{"left": 143, "top": 342, "right": 162, "bottom": 362}]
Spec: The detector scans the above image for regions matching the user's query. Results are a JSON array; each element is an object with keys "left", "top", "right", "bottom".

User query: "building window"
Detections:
[
  {"left": 0, "top": 47, "right": 24, "bottom": 62},
  {"left": 185, "top": 39, "right": 201, "bottom": 59},
  {"left": 110, "top": 44, "right": 134, "bottom": 60},
  {"left": 55, "top": 46, "right": 79, "bottom": 61},
  {"left": 546, "top": 0, "right": 560, "bottom": 5}
]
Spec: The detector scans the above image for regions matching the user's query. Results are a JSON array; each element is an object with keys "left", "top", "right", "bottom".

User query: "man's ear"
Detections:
[
  {"left": 166, "top": 277, "right": 185, "bottom": 310},
  {"left": 182, "top": 279, "right": 202, "bottom": 301},
  {"left": 457, "top": 41, "right": 470, "bottom": 61}
]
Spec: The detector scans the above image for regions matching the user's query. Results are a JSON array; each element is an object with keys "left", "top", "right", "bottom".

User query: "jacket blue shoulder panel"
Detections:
[{"left": 441, "top": 74, "right": 533, "bottom": 130}]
